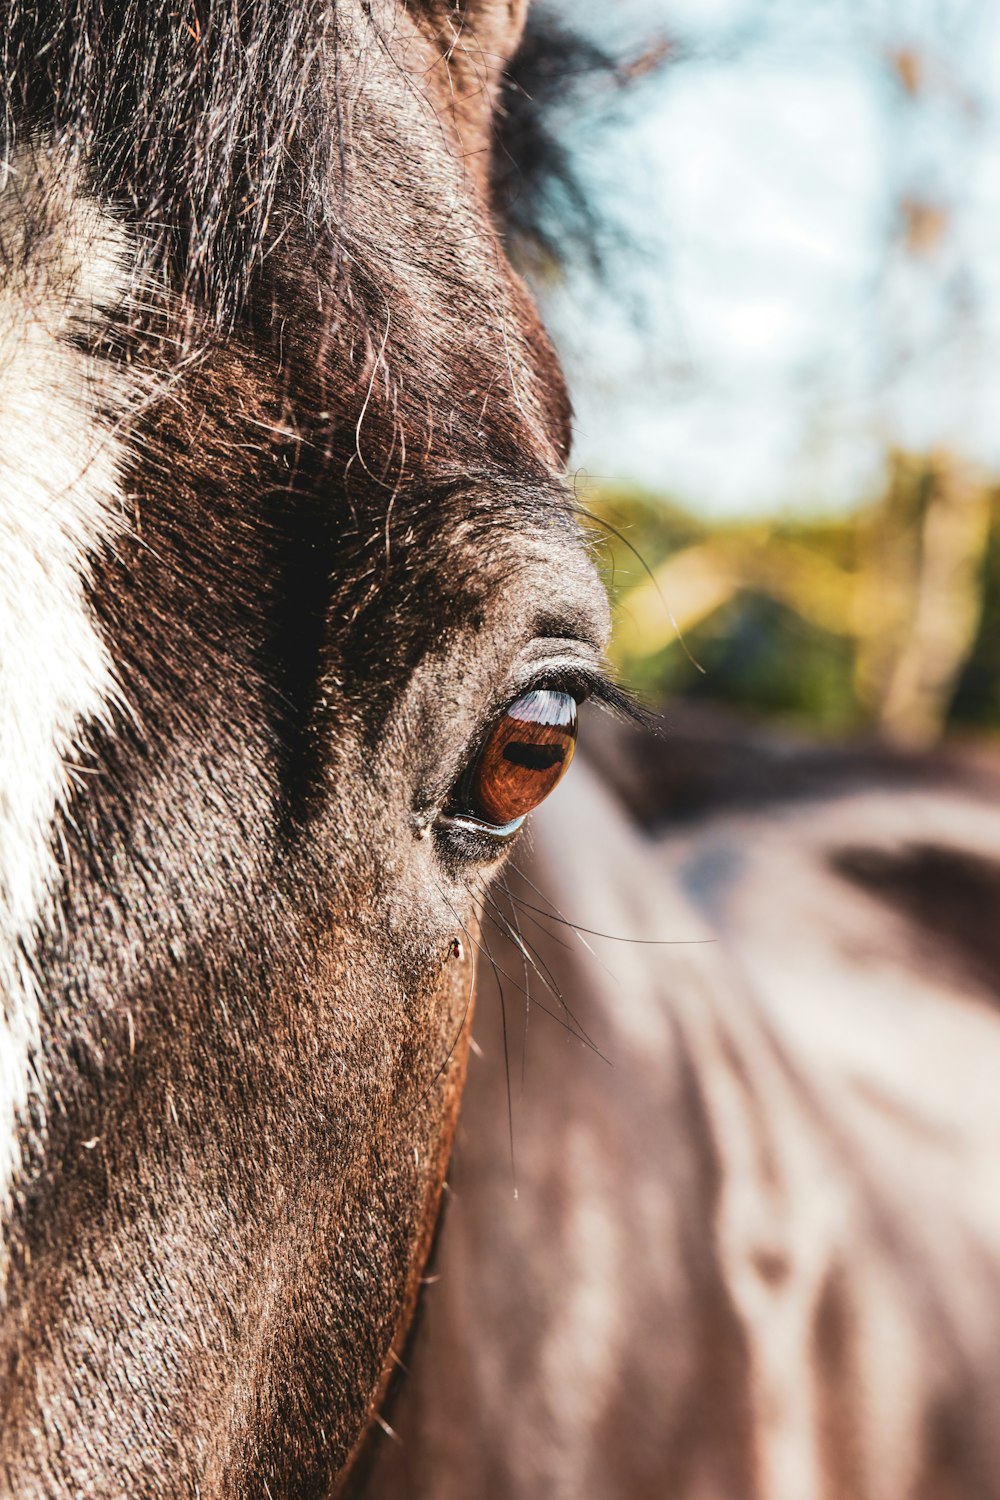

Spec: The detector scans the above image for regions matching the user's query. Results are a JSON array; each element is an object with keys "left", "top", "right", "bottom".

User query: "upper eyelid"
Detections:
[
  {"left": 503, "top": 659, "right": 603, "bottom": 712},
  {"left": 510, "top": 634, "right": 604, "bottom": 685}
]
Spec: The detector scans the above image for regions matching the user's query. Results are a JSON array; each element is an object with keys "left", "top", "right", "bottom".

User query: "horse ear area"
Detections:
[
  {"left": 425, "top": 0, "right": 529, "bottom": 74},
  {"left": 415, "top": 0, "right": 530, "bottom": 162},
  {"left": 466, "top": 0, "right": 529, "bottom": 60}
]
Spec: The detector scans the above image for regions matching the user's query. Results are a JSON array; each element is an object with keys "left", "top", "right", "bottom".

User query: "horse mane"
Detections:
[
  {"left": 1, "top": 0, "right": 343, "bottom": 322},
  {"left": 1, "top": 0, "right": 617, "bottom": 329},
  {"left": 492, "top": 9, "right": 619, "bottom": 277}
]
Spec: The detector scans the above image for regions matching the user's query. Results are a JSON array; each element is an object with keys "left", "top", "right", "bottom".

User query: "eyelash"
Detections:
[{"left": 506, "top": 665, "right": 630, "bottom": 718}]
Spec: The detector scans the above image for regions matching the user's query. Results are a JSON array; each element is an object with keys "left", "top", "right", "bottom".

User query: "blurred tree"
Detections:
[
  {"left": 857, "top": 452, "right": 992, "bottom": 746},
  {"left": 528, "top": 0, "right": 1000, "bottom": 743}
]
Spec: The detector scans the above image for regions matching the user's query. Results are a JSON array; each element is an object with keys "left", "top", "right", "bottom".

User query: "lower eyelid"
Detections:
[{"left": 435, "top": 809, "right": 526, "bottom": 841}]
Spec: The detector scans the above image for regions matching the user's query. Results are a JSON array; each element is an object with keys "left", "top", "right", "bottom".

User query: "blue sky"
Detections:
[{"left": 542, "top": 0, "right": 1000, "bottom": 515}]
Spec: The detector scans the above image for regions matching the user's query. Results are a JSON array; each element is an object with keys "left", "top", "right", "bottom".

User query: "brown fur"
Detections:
[{"left": 1, "top": 2, "right": 612, "bottom": 1494}]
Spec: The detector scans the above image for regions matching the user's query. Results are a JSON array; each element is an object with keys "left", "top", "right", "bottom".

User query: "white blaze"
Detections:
[{"left": 0, "top": 146, "right": 134, "bottom": 1251}]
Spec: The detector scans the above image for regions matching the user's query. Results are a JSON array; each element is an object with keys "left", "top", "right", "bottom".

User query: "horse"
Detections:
[
  {"left": 8, "top": 3, "right": 1000, "bottom": 1495},
  {"left": 0, "top": 1, "right": 614, "bottom": 1492}
]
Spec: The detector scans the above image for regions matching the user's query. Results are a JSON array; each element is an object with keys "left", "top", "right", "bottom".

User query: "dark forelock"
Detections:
[{"left": 1, "top": 0, "right": 609, "bottom": 329}]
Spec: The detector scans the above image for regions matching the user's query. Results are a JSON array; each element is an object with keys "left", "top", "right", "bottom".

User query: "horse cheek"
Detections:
[
  {"left": 340, "top": 919, "right": 477, "bottom": 1486},
  {"left": 399, "top": 916, "right": 477, "bottom": 1328}
]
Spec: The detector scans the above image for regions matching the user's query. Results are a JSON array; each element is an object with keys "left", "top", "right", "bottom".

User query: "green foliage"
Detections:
[{"left": 585, "top": 455, "right": 1000, "bottom": 743}]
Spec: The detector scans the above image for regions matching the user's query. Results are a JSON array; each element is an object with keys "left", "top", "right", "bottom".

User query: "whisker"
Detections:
[
  {"left": 502, "top": 871, "right": 622, "bottom": 992},
  {"left": 477, "top": 885, "right": 611, "bottom": 1064},
  {"left": 450, "top": 902, "right": 519, "bottom": 1194},
  {"left": 495, "top": 877, "right": 533, "bottom": 1095},
  {"left": 481, "top": 883, "right": 567, "bottom": 1020},
  {"left": 472, "top": 908, "right": 610, "bottom": 1060},
  {"left": 495, "top": 940, "right": 518, "bottom": 1200},
  {"left": 505, "top": 890, "right": 715, "bottom": 947},
  {"left": 500, "top": 870, "right": 576, "bottom": 952},
  {"left": 428, "top": 882, "right": 609, "bottom": 1197}
]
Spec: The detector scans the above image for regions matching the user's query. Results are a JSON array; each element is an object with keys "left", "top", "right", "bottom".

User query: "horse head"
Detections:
[{"left": 0, "top": 3, "right": 609, "bottom": 1491}]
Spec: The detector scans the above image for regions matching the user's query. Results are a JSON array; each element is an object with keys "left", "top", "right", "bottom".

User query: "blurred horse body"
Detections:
[{"left": 364, "top": 714, "right": 1000, "bottom": 1500}]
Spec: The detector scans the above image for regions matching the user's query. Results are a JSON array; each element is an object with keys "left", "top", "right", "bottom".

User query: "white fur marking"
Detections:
[{"left": 0, "top": 146, "right": 134, "bottom": 1254}]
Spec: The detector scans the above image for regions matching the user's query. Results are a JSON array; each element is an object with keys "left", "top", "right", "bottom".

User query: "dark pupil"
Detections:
[{"left": 502, "top": 742, "right": 566, "bottom": 771}]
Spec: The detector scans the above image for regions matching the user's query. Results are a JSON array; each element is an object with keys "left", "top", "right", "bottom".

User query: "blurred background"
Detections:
[{"left": 523, "top": 0, "right": 1000, "bottom": 749}]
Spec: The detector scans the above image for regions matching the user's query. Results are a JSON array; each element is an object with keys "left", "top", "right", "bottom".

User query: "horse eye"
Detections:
[{"left": 468, "top": 689, "right": 578, "bottom": 827}]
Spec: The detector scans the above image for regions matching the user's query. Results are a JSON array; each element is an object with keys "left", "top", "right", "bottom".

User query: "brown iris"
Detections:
[{"left": 470, "top": 689, "right": 578, "bottom": 826}]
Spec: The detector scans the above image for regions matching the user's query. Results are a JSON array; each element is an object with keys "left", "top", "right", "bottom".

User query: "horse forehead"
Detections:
[
  {"left": 458, "top": 515, "right": 611, "bottom": 645},
  {"left": 0, "top": 147, "right": 136, "bottom": 1243},
  {"left": 326, "top": 3, "right": 570, "bottom": 465}
]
